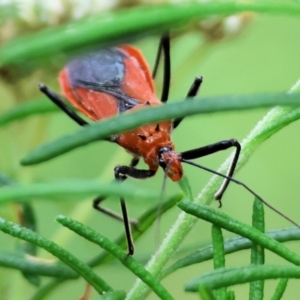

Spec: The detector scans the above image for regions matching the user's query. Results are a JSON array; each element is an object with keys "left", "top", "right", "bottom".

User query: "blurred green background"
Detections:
[{"left": 0, "top": 3, "right": 300, "bottom": 300}]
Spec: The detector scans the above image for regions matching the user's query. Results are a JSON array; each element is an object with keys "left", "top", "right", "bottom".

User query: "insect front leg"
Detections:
[
  {"left": 180, "top": 139, "right": 241, "bottom": 206},
  {"left": 114, "top": 165, "right": 156, "bottom": 181}
]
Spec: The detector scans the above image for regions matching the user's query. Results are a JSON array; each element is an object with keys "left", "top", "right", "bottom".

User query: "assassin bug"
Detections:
[{"left": 39, "top": 34, "right": 296, "bottom": 255}]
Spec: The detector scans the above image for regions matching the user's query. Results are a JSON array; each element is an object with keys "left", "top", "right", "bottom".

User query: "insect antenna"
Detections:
[{"left": 181, "top": 158, "right": 300, "bottom": 229}]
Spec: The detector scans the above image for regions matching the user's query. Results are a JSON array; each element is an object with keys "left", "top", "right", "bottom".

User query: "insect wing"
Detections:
[
  {"left": 119, "top": 45, "right": 159, "bottom": 104},
  {"left": 59, "top": 46, "right": 159, "bottom": 122}
]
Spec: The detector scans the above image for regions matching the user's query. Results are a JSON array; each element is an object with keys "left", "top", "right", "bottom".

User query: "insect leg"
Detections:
[
  {"left": 93, "top": 157, "right": 141, "bottom": 255},
  {"left": 152, "top": 33, "right": 171, "bottom": 103},
  {"left": 39, "top": 83, "right": 89, "bottom": 127},
  {"left": 40, "top": 82, "right": 140, "bottom": 253},
  {"left": 92, "top": 157, "right": 140, "bottom": 224},
  {"left": 114, "top": 166, "right": 156, "bottom": 255},
  {"left": 180, "top": 139, "right": 241, "bottom": 205},
  {"left": 173, "top": 76, "right": 203, "bottom": 129},
  {"left": 114, "top": 166, "right": 156, "bottom": 180},
  {"left": 130, "top": 156, "right": 140, "bottom": 168}
]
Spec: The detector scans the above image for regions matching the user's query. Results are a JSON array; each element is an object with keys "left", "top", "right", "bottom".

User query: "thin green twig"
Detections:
[
  {"left": 162, "top": 227, "right": 300, "bottom": 278},
  {"left": 185, "top": 265, "right": 300, "bottom": 292},
  {"left": 249, "top": 198, "right": 265, "bottom": 300},
  {"left": 21, "top": 92, "right": 300, "bottom": 165},
  {"left": 178, "top": 201, "right": 300, "bottom": 266},
  {"left": 0, "top": 218, "right": 112, "bottom": 294},
  {"left": 56, "top": 215, "right": 174, "bottom": 300}
]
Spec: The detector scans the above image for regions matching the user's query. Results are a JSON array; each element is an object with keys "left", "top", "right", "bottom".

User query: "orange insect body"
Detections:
[{"left": 59, "top": 45, "right": 183, "bottom": 181}]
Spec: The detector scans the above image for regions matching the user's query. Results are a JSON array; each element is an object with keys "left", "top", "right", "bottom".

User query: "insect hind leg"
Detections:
[
  {"left": 92, "top": 157, "right": 140, "bottom": 226},
  {"left": 92, "top": 197, "right": 138, "bottom": 225},
  {"left": 39, "top": 83, "right": 89, "bottom": 127},
  {"left": 92, "top": 157, "right": 141, "bottom": 256},
  {"left": 113, "top": 164, "right": 156, "bottom": 255},
  {"left": 152, "top": 33, "right": 171, "bottom": 103},
  {"left": 173, "top": 76, "right": 203, "bottom": 129}
]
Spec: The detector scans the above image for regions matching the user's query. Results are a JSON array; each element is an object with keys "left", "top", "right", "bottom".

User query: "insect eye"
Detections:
[
  {"left": 158, "top": 146, "right": 170, "bottom": 157},
  {"left": 158, "top": 147, "right": 172, "bottom": 169}
]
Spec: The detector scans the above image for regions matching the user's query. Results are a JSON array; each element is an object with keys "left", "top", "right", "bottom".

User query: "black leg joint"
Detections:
[
  {"left": 114, "top": 165, "right": 155, "bottom": 180},
  {"left": 130, "top": 157, "right": 140, "bottom": 168},
  {"left": 180, "top": 138, "right": 241, "bottom": 205}
]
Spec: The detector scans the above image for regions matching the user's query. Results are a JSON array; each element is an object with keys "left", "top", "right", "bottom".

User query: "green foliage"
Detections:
[
  {"left": 19, "top": 92, "right": 300, "bottom": 166},
  {"left": 0, "top": 2, "right": 300, "bottom": 300}
]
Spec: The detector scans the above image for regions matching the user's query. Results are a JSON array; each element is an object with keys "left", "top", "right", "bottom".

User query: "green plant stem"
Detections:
[
  {"left": 87, "top": 193, "right": 182, "bottom": 267},
  {"left": 1, "top": 2, "right": 300, "bottom": 65},
  {"left": 56, "top": 215, "right": 174, "bottom": 300},
  {"left": 0, "top": 173, "right": 40, "bottom": 285},
  {"left": 249, "top": 198, "right": 265, "bottom": 300},
  {"left": 178, "top": 201, "right": 300, "bottom": 266},
  {"left": 226, "top": 290, "right": 235, "bottom": 300},
  {"left": 126, "top": 79, "right": 300, "bottom": 300},
  {"left": 0, "top": 251, "right": 76, "bottom": 278},
  {"left": 0, "top": 179, "right": 159, "bottom": 204},
  {"left": 198, "top": 285, "right": 216, "bottom": 300},
  {"left": 29, "top": 194, "right": 181, "bottom": 300},
  {"left": 212, "top": 226, "right": 226, "bottom": 270},
  {"left": 20, "top": 92, "right": 300, "bottom": 165},
  {"left": 101, "top": 291, "right": 127, "bottom": 300},
  {"left": 162, "top": 227, "right": 300, "bottom": 278},
  {"left": 30, "top": 279, "right": 62, "bottom": 300},
  {"left": 185, "top": 265, "right": 300, "bottom": 292},
  {"left": 270, "top": 278, "right": 289, "bottom": 300},
  {"left": 211, "top": 225, "right": 226, "bottom": 300},
  {"left": 0, "top": 98, "right": 57, "bottom": 127},
  {"left": 0, "top": 218, "right": 112, "bottom": 294}
]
